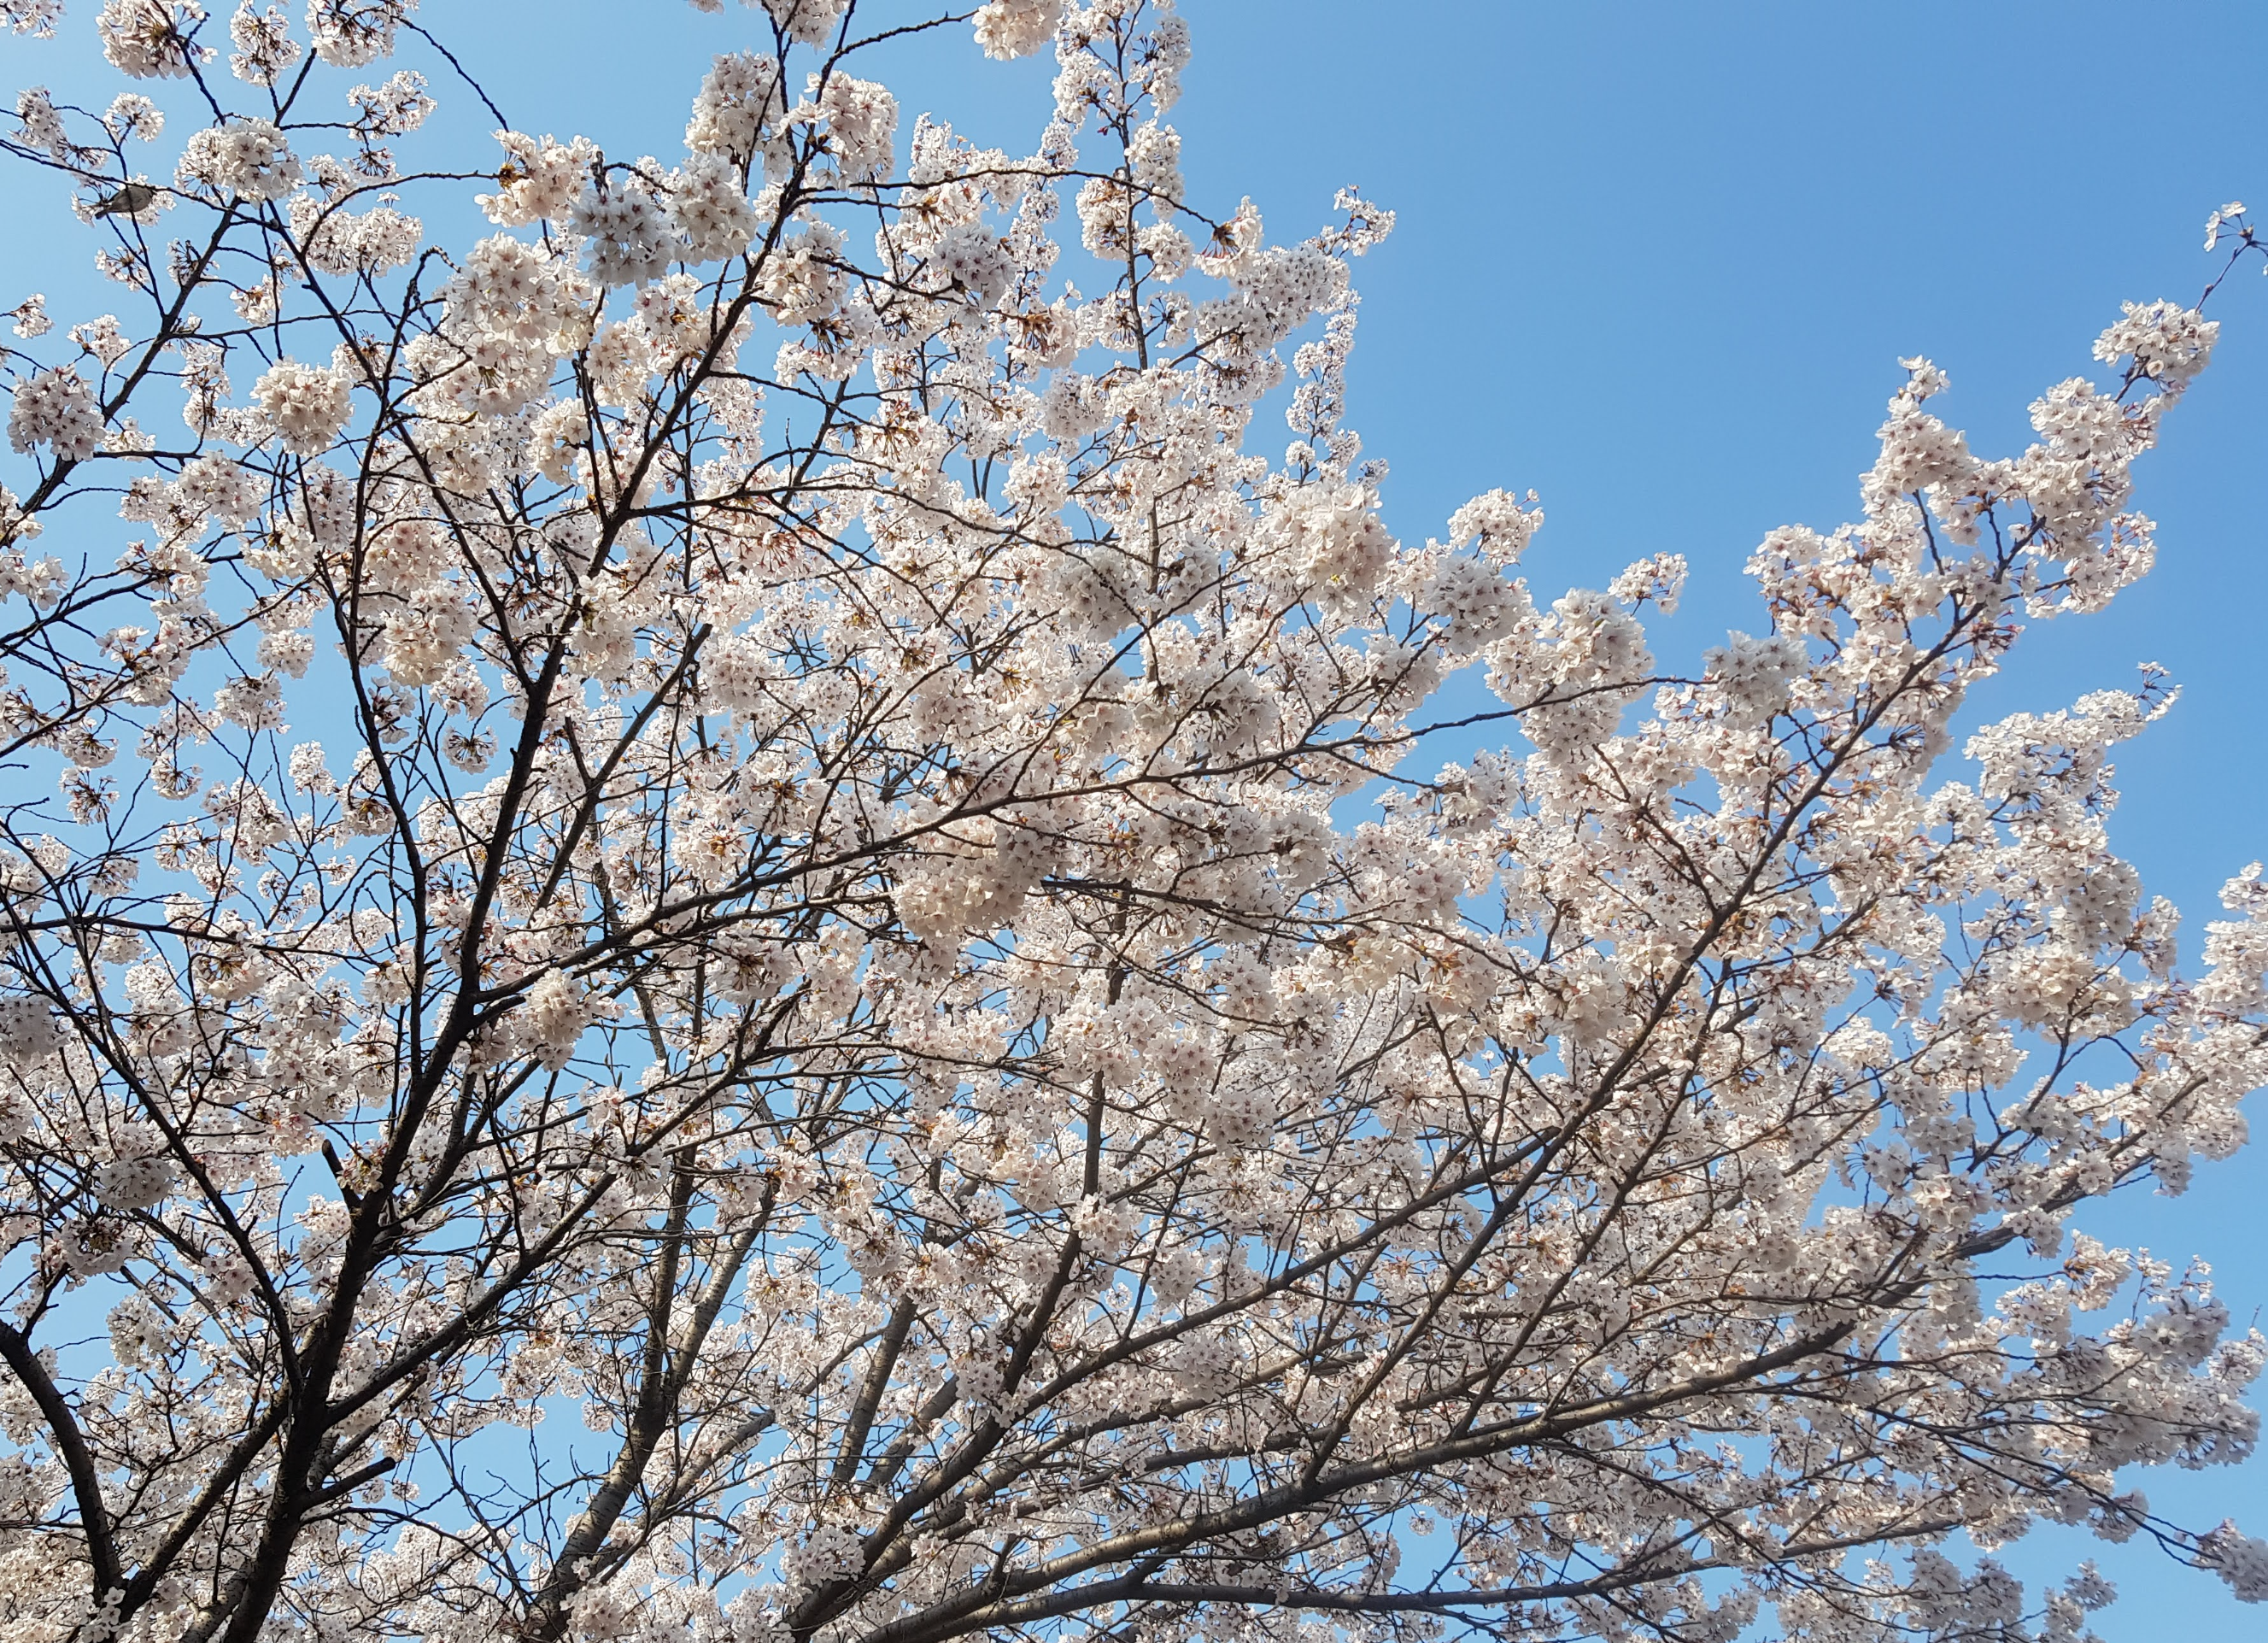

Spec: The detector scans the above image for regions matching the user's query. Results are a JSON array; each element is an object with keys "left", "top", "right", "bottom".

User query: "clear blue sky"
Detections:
[{"left": 8, "top": 0, "right": 2268, "bottom": 1632}]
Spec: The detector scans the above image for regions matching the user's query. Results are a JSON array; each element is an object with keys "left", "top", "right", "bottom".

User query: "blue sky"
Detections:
[{"left": 8, "top": 0, "right": 2268, "bottom": 1632}]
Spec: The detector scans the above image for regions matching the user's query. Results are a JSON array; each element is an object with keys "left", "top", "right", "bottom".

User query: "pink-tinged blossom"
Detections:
[
  {"left": 253, "top": 358, "right": 352, "bottom": 453},
  {"left": 7, "top": 366, "right": 101, "bottom": 461},
  {"left": 97, "top": 0, "right": 207, "bottom": 78},
  {"left": 973, "top": 0, "right": 1063, "bottom": 60},
  {"left": 175, "top": 118, "right": 302, "bottom": 200}
]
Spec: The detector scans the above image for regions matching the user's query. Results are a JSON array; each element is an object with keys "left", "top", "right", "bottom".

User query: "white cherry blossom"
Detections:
[{"left": 0, "top": 7, "right": 2260, "bottom": 1643}]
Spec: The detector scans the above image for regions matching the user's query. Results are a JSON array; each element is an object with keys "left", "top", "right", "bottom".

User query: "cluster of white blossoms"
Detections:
[
  {"left": 4, "top": 364, "right": 100, "bottom": 461},
  {"left": 94, "top": 0, "right": 206, "bottom": 79},
  {"left": 973, "top": 0, "right": 1065, "bottom": 60},
  {"left": 251, "top": 356, "right": 352, "bottom": 453},
  {"left": 0, "top": 6, "right": 2264, "bottom": 1643},
  {"left": 1702, "top": 627, "right": 1808, "bottom": 724},
  {"left": 173, "top": 114, "right": 301, "bottom": 198}
]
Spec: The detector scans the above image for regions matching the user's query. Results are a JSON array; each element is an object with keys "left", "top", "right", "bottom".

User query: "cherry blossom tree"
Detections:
[{"left": 0, "top": 3, "right": 2265, "bottom": 1641}]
